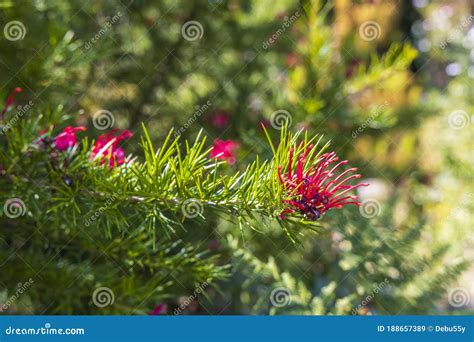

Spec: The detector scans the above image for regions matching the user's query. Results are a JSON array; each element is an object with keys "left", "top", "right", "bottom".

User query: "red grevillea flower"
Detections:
[
  {"left": 286, "top": 53, "right": 298, "bottom": 67},
  {"left": 210, "top": 111, "right": 230, "bottom": 128},
  {"left": 258, "top": 119, "right": 271, "bottom": 131},
  {"left": 210, "top": 139, "right": 239, "bottom": 165},
  {"left": 278, "top": 147, "right": 368, "bottom": 221},
  {"left": 91, "top": 129, "right": 133, "bottom": 168},
  {"left": 54, "top": 126, "right": 87, "bottom": 151},
  {"left": 1, "top": 87, "right": 22, "bottom": 117},
  {"left": 150, "top": 303, "right": 168, "bottom": 315},
  {"left": 345, "top": 59, "right": 362, "bottom": 78}
]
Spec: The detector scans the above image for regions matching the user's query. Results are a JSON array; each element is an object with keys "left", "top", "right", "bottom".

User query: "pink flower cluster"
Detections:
[
  {"left": 90, "top": 129, "right": 133, "bottom": 168},
  {"left": 209, "top": 111, "right": 230, "bottom": 128},
  {"left": 50, "top": 126, "right": 132, "bottom": 169},
  {"left": 51, "top": 125, "right": 239, "bottom": 169},
  {"left": 54, "top": 126, "right": 87, "bottom": 151},
  {"left": 210, "top": 139, "right": 239, "bottom": 165}
]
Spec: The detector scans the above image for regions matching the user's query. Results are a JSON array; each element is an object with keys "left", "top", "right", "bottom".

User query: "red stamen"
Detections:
[
  {"left": 329, "top": 174, "right": 363, "bottom": 194},
  {"left": 331, "top": 183, "right": 369, "bottom": 199},
  {"left": 278, "top": 147, "right": 369, "bottom": 221},
  {"left": 1, "top": 87, "right": 22, "bottom": 117}
]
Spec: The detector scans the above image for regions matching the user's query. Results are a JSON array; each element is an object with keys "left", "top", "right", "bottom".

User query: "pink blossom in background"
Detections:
[
  {"left": 208, "top": 239, "right": 220, "bottom": 251},
  {"left": 286, "top": 53, "right": 298, "bottom": 67},
  {"left": 345, "top": 59, "right": 362, "bottom": 78},
  {"left": 91, "top": 129, "right": 133, "bottom": 168},
  {"left": 1, "top": 87, "right": 22, "bottom": 117},
  {"left": 258, "top": 119, "right": 271, "bottom": 132},
  {"left": 150, "top": 303, "right": 168, "bottom": 315},
  {"left": 210, "top": 111, "right": 231, "bottom": 128},
  {"left": 54, "top": 126, "right": 87, "bottom": 151},
  {"left": 210, "top": 139, "right": 239, "bottom": 165},
  {"left": 296, "top": 122, "right": 310, "bottom": 130}
]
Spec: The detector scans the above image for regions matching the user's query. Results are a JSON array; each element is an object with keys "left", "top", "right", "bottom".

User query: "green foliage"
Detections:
[
  {"left": 346, "top": 44, "right": 418, "bottom": 95},
  {"left": 204, "top": 205, "right": 468, "bottom": 315}
]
